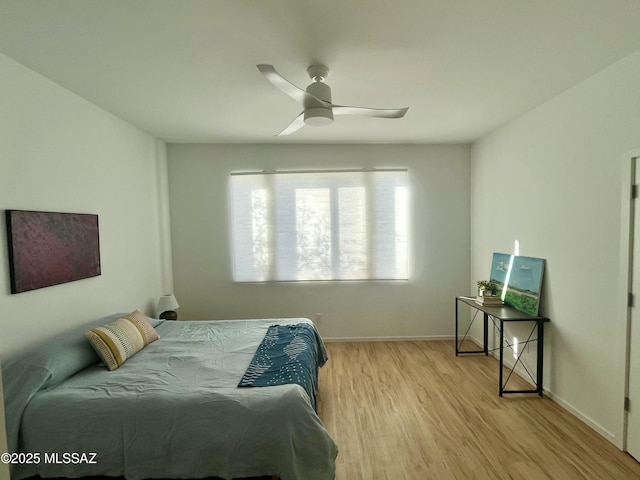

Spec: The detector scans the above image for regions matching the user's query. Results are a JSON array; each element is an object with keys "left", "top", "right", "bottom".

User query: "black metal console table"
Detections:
[{"left": 455, "top": 296, "right": 549, "bottom": 396}]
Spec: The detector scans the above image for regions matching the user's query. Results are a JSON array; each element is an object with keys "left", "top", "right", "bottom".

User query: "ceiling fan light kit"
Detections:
[
  {"left": 257, "top": 63, "right": 408, "bottom": 136},
  {"left": 304, "top": 107, "right": 334, "bottom": 126}
]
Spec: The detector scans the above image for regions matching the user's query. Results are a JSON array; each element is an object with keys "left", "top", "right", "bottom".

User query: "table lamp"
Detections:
[{"left": 157, "top": 294, "right": 179, "bottom": 320}]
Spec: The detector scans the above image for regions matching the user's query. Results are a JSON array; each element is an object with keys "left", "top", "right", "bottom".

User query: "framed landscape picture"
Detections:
[
  {"left": 490, "top": 252, "right": 545, "bottom": 315},
  {"left": 5, "top": 210, "right": 101, "bottom": 293}
]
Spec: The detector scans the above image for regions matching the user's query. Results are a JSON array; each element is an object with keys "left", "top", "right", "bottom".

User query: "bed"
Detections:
[{"left": 2, "top": 313, "right": 338, "bottom": 480}]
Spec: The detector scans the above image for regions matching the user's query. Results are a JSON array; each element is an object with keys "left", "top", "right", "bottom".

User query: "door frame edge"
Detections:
[{"left": 619, "top": 147, "right": 640, "bottom": 452}]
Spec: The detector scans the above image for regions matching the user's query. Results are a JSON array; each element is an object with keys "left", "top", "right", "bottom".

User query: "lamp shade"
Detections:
[{"left": 157, "top": 294, "right": 179, "bottom": 317}]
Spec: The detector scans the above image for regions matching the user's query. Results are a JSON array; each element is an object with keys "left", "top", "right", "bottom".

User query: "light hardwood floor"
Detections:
[{"left": 317, "top": 341, "right": 640, "bottom": 480}]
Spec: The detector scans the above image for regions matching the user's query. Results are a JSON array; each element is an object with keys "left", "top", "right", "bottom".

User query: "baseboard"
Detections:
[
  {"left": 324, "top": 334, "right": 455, "bottom": 343},
  {"left": 542, "top": 389, "right": 617, "bottom": 445}
]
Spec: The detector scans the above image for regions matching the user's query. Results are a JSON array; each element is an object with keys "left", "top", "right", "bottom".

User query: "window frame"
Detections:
[{"left": 229, "top": 168, "right": 409, "bottom": 283}]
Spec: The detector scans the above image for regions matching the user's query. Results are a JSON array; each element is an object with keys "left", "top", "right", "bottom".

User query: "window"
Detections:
[{"left": 230, "top": 169, "right": 408, "bottom": 282}]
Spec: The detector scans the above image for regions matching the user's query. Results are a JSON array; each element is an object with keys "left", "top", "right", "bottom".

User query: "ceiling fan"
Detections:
[{"left": 257, "top": 64, "right": 409, "bottom": 136}]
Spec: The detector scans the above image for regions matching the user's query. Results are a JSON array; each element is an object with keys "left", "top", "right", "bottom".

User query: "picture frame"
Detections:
[
  {"left": 489, "top": 252, "right": 545, "bottom": 315},
  {"left": 5, "top": 210, "right": 101, "bottom": 293}
]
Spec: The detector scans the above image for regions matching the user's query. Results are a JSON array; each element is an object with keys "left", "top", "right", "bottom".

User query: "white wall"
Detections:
[
  {"left": 471, "top": 48, "right": 640, "bottom": 447},
  {"left": 0, "top": 52, "right": 173, "bottom": 359},
  {"left": 167, "top": 143, "right": 470, "bottom": 340}
]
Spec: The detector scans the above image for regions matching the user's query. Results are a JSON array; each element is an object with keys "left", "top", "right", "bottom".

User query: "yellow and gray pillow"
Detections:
[{"left": 85, "top": 310, "right": 159, "bottom": 370}]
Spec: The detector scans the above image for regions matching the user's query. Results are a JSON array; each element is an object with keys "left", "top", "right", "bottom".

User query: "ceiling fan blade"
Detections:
[
  {"left": 332, "top": 106, "right": 409, "bottom": 119},
  {"left": 257, "top": 64, "right": 331, "bottom": 107},
  {"left": 257, "top": 64, "right": 311, "bottom": 105},
  {"left": 276, "top": 112, "right": 306, "bottom": 136}
]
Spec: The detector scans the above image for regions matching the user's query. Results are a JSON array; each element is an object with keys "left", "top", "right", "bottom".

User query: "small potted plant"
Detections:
[{"left": 477, "top": 280, "right": 497, "bottom": 297}]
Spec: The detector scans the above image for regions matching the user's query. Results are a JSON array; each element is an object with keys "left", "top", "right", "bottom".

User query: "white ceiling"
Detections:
[{"left": 1, "top": 0, "right": 640, "bottom": 144}]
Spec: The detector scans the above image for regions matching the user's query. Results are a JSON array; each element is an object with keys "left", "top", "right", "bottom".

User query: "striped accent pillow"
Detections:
[
  {"left": 85, "top": 312, "right": 159, "bottom": 371},
  {"left": 123, "top": 309, "right": 160, "bottom": 344}
]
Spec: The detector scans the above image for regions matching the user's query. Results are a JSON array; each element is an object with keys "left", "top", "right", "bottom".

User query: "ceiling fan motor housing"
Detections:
[{"left": 304, "top": 81, "right": 333, "bottom": 126}]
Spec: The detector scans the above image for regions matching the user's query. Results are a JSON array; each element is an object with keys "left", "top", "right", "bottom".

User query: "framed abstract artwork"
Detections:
[
  {"left": 5, "top": 210, "right": 101, "bottom": 293},
  {"left": 490, "top": 252, "right": 545, "bottom": 315}
]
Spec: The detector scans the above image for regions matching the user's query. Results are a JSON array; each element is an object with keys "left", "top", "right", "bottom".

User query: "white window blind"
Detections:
[{"left": 230, "top": 169, "right": 408, "bottom": 282}]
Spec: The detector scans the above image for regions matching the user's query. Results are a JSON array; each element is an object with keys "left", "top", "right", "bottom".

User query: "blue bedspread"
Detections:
[
  {"left": 238, "top": 323, "right": 328, "bottom": 410},
  {"left": 5, "top": 317, "right": 337, "bottom": 480}
]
